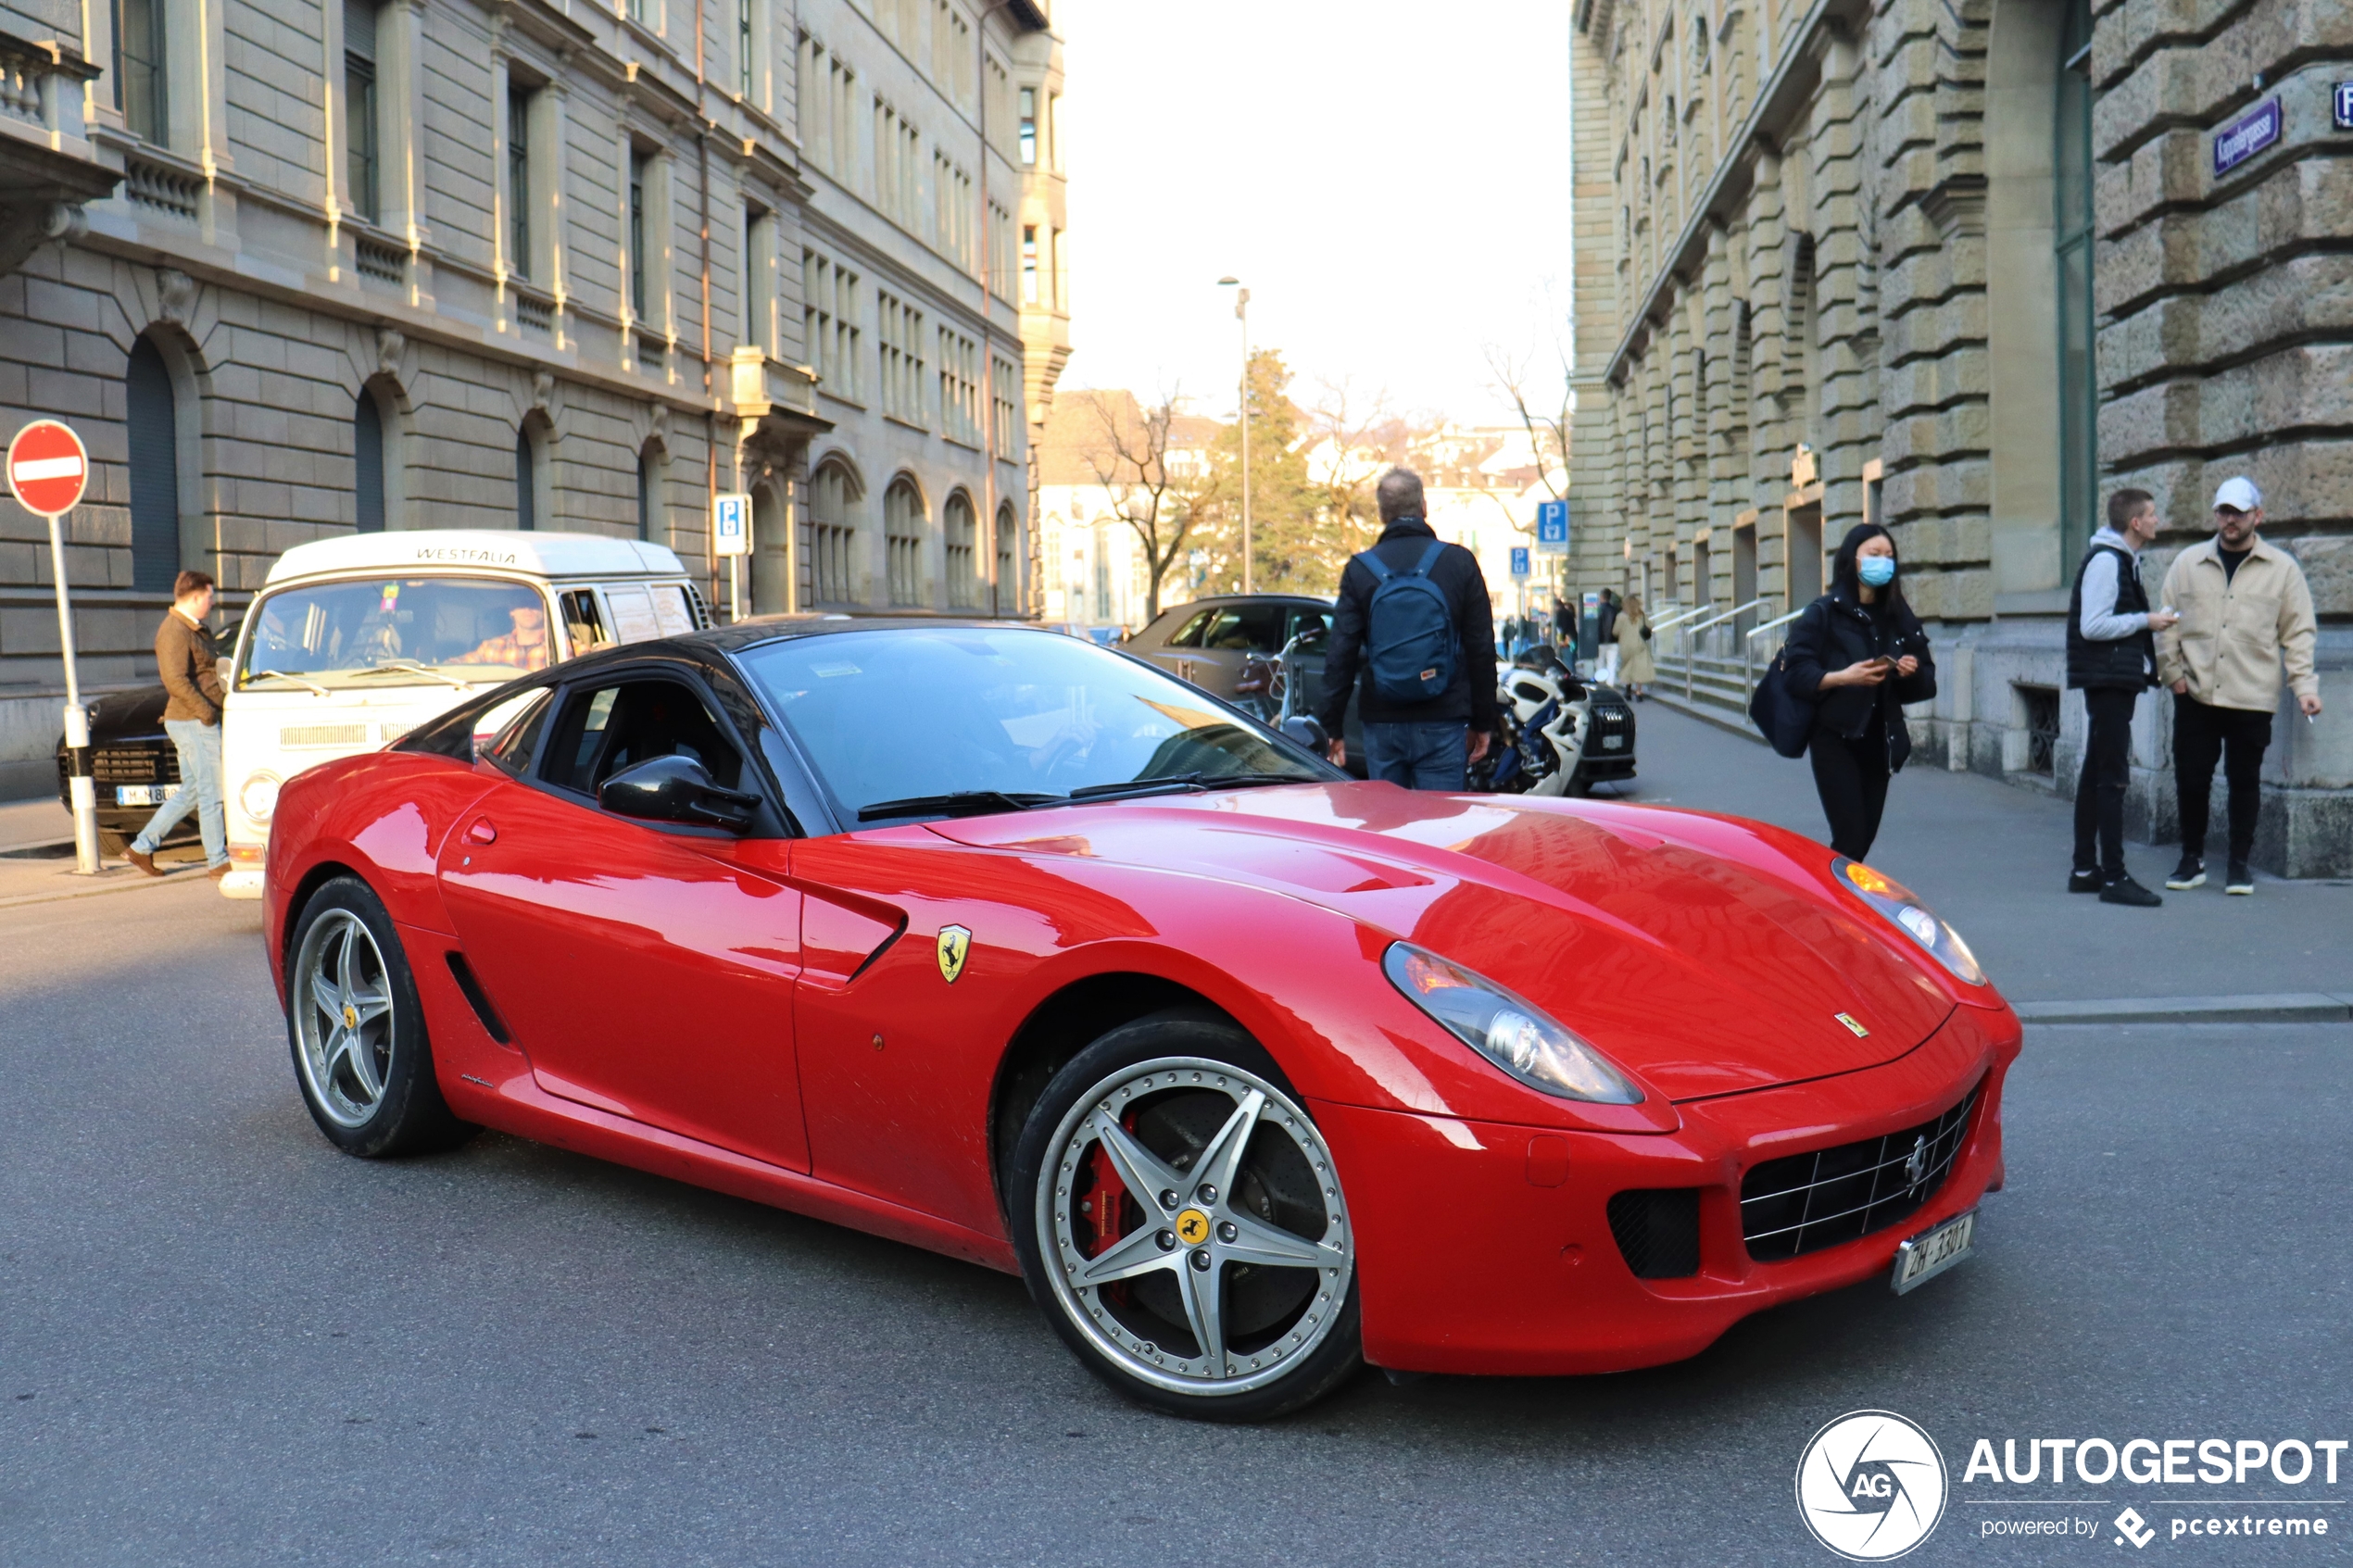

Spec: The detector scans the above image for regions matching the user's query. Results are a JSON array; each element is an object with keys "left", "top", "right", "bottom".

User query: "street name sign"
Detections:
[
  {"left": 7, "top": 420, "right": 89, "bottom": 517},
  {"left": 1535, "top": 498, "right": 1569, "bottom": 552},
  {"left": 713, "top": 492, "right": 750, "bottom": 556},
  {"left": 1510, "top": 546, "right": 1531, "bottom": 578},
  {"left": 2212, "top": 98, "right": 2281, "bottom": 176}
]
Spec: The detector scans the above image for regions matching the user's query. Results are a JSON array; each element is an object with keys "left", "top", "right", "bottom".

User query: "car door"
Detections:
[
  {"left": 434, "top": 664, "right": 810, "bottom": 1171},
  {"left": 1180, "top": 601, "right": 1289, "bottom": 697}
]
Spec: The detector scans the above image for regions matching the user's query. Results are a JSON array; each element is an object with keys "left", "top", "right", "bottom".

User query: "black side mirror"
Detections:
[
  {"left": 1279, "top": 715, "right": 1328, "bottom": 752},
  {"left": 598, "top": 754, "right": 761, "bottom": 832}
]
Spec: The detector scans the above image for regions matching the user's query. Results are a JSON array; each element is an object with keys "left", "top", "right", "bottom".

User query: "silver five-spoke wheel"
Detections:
[
  {"left": 293, "top": 908, "right": 396, "bottom": 1128},
  {"left": 1036, "top": 1056, "right": 1353, "bottom": 1398}
]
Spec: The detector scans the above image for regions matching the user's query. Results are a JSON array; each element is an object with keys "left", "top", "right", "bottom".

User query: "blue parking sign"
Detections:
[
  {"left": 713, "top": 492, "right": 750, "bottom": 557},
  {"left": 1509, "top": 546, "right": 1530, "bottom": 578},
  {"left": 1535, "top": 499, "right": 1569, "bottom": 551},
  {"left": 2336, "top": 82, "right": 2353, "bottom": 130}
]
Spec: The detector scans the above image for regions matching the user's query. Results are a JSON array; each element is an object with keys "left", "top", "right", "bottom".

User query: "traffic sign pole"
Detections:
[
  {"left": 47, "top": 513, "right": 98, "bottom": 873},
  {"left": 9, "top": 420, "right": 98, "bottom": 875}
]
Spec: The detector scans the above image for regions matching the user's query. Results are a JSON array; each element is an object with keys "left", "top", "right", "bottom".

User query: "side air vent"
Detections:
[
  {"left": 444, "top": 951, "right": 511, "bottom": 1044},
  {"left": 1606, "top": 1188, "right": 1703, "bottom": 1279}
]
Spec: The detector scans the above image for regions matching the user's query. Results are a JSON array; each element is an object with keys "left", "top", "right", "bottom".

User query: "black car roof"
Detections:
[{"left": 564, "top": 615, "right": 1069, "bottom": 672}]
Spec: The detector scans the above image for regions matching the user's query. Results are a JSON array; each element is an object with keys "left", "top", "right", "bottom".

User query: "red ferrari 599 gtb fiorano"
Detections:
[{"left": 263, "top": 620, "right": 2018, "bottom": 1420}]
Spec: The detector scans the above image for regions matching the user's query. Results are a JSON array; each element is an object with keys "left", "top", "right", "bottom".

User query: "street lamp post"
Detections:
[{"left": 1217, "top": 276, "right": 1251, "bottom": 594}]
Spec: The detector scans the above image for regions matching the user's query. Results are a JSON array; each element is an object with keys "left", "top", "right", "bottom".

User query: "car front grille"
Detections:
[
  {"left": 1606, "top": 1188, "right": 1702, "bottom": 1279},
  {"left": 1740, "top": 1084, "right": 1981, "bottom": 1261},
  {"left": 92, "top": 746, "right": 176, "bottom": 785}
]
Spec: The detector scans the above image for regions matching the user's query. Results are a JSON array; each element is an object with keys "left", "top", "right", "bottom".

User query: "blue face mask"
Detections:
[{"left": 1857, "top": 555, "right": 1896, "bottom": 588}]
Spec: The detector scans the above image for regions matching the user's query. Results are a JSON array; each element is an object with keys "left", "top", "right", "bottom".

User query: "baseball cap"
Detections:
[{"left": 2212, "top": 476, "right": 2262, "bottom": 512}]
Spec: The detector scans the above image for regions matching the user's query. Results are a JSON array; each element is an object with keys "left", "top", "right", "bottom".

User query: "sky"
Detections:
[{"left": 1054, "top": 0, "right": 1578, "bottom": 429}]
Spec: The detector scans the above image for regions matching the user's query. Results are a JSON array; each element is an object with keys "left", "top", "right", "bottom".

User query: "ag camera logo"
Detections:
[{"left": 1797, "top": 1410, "right": 1949, "bottom": 1560}]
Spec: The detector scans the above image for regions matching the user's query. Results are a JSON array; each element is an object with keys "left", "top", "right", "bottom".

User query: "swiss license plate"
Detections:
[
  {"left": 1891, "top": 1208, "right": 1976, "bottom": 1295},
  {"left": 114, "top": 784, "right": 181, "bottom": 807}
]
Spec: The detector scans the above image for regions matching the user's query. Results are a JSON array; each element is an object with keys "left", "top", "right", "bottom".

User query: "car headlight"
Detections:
[
  {"left": 239, "top": 770, "right": 282, "bottom": 823},
  {"left": 1382, "top": 942, "right": 1642, "bottom": 1104},
  {"left": 1832, "top": 858, "right": 1986, "bottom": 985}
]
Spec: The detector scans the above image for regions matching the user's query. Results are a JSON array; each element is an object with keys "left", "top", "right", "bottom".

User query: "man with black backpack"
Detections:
[{"left": 1315, "top": 468, "right": 1499, "bottom": 788}]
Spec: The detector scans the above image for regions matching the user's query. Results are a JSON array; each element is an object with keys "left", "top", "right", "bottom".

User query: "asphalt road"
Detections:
[{"left": 5, "top": 878, "right": 2352, "bottom": 1566}]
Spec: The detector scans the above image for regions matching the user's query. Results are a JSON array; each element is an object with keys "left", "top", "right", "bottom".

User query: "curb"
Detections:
[{"left": 2015, "top": 993, "right": 2353, "bottom": 1024}]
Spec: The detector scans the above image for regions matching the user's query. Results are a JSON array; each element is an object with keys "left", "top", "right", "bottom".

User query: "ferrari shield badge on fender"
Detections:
[
  {"left": 937, "top": 924, "right": 972, "bottom": 984},
  {"left": 1835, "top": 1012, "right": 1869, "bottom": 1037}
]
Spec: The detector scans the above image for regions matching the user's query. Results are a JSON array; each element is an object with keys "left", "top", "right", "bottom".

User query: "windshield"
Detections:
[
  {"left": 734, "top": 627, "right": 1327, "bottom": 822},
  {"left": 238, "top": 577, "right": 553, "bottom": 691}
]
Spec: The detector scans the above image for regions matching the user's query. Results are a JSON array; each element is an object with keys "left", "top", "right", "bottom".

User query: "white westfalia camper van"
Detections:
[{"left": 216, "top": 531, "right": 711, "bottom": 897}]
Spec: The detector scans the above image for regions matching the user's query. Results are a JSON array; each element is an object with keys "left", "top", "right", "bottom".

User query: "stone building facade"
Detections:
[
  {"left": 1567, "top": 0, "right": 2352, "bottom": 872},
  {"left": 0, "top": 0, "right": 1063, "bottom": 797}
]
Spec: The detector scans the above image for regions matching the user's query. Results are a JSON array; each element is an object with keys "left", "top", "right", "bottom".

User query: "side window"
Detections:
[
  {"left": 651, "top": 584, "right": 697, "bottom": 636},
  {"left": 541, "top": 677, "right": 747, "bottom": 798},
  {"left": 1202, "top": 605, "right": 1285, "bottom": 651},
  {"left": 604, "top": 584, "right": 662, "bottom": 643},
  {"left": 560, "top": 590, "right": 611, "bottom": 654},
  {"left": 480, "top": 687, "right": 554, "bottom": 771},
  {"left": 1164, "top": 607, "right": 1216, "bottom": 648},
  {"left": 1286, "top": 608, "right": 1331, "bottom": 645}
]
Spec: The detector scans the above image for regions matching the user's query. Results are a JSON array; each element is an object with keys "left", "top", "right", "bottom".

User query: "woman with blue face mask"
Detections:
[{"left": 1777, "top": 523, "right": 1939, "bottom": 860}]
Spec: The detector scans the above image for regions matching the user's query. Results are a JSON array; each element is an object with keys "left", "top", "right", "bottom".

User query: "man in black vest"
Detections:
[{"left": 2066, "top": 488, "right": 2178, "bottom": 905}]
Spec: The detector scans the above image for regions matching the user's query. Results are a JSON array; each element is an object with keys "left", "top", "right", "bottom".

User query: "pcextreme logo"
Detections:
[{"left": 1797, "top": 1410, "right": 1950, "bottom": 1561}]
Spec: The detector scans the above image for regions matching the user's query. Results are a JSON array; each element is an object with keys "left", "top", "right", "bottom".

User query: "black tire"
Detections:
[
  {"left": 97, "top": 827, "right": 128, "bottom": 858},
  {"left": 1562, "top": 766, "right": 1595, "bottom": 798},
  {"left": 1009, "top": 1012, "right": 1363, "bottom": 1422},
  {"left": 284, "top": 875, "right": 475, "bottom": 1158}
]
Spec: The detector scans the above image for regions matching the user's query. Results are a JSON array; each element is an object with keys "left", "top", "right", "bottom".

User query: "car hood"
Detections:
[{"left": 928, "top": 783, "right": 1956, "bottom": 1101}]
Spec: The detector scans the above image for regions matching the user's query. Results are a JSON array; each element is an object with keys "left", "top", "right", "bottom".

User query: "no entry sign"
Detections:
[{"left": 7, "top": 420, "right": 90, "bottom": 517}]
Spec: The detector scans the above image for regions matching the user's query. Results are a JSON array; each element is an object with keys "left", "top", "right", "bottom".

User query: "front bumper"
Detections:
[{"left": 1315, "top": 1002, "right": 2018, "bottom": 1375}]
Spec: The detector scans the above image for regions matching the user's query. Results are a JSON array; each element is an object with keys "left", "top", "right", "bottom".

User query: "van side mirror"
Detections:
[{"left": 598, "top": 754, "right": 761, "bottom": 832}]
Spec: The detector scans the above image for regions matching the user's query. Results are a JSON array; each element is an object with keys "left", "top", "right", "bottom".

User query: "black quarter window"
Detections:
[
  {"left": 483, "top": 687, "right": 554, "bottom": 773},
  {"left": 1164, "top": 608, "right": 1217, "bottom": 648},
  {"left": 542, "top": 677, "right": 747, "bottom": 798}
]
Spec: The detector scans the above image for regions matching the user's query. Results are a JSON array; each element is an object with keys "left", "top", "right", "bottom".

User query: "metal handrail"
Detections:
[
  {"left": 1738, "top": 607, "right": 1810, "bottom": 713},
  {"left": 1682, "top": 597, "right": 1772, "bottom": 638},
  {"left": 1745, "top": 608, "right": 1805, "bottom": 643},
  {"left": 1671, "top": 597, "right": 1775, "bottom": 701},
  {"left": 1645, "top": 605, "right": 1709, "bottom": 636}
]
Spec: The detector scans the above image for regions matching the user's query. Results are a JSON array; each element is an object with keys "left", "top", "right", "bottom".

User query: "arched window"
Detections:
[
  {"left": 944, "top": 490, "right": 976, "bottom": 608},
  {"left": 515, "top": 422, "right": 551, "bottom": 531},
  {"left": 2055, "top": 0, "right": 2097, "bottom": 563},
  {"left": 811, "top": 460, "right": 856, "bottom": 604},
  {"left": 355, "top": 391, "right": 385, "bottom": 533},
  {"left": 885, "top": 476, "right": 923, "bottom": 606},
  {"left": 126, "top": 334, "right": 181, "bottom": 592},
  {"left": 750, "top": 481, "right": 787, "bottom": 612}
]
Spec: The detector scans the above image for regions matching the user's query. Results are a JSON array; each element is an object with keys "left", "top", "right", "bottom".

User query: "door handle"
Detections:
[{"left": 466, "top": 819, "right": 497, "bottom": 845}]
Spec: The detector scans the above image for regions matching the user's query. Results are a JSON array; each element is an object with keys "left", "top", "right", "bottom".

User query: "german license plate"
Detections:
[
  {"left": 1891, "top": 1208, "right": 1975, "bottom": 1295},
  {"left": 1600, "top": 735, "right": 1624, "bottom": 749},
  {"left": 114, "top": 784, "right": 181, "bottom": 807}
]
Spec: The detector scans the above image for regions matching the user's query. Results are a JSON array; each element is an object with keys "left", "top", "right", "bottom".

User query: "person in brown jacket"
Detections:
[
  {"left": 127, "top": 570, "right": 230, "bottom": 877},
  {"left": 2154, "top": 476, "right": 2322, "bottom": 896}
]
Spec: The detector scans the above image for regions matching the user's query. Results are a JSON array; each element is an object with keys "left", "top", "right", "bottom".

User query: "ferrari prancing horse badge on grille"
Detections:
[{"left": 937, "top": 924, "right": 972, "bottom": 984}]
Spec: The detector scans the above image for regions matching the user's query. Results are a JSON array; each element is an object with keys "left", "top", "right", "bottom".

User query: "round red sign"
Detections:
[{"left": 7, "top": 420, "right": 89, "bottom": 518}]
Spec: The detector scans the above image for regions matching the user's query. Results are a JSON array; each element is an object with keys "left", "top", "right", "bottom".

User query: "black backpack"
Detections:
[{"left": 1748, "top": 641, "right": 1816, "bottom": 759}]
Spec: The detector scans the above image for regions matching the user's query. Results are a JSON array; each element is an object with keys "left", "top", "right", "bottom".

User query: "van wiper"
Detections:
[
  {"left": 245, "top": 669, "right": 332, "bottom": 696},
  {"left": 352, "top": 659, "right": 476, "bottom": 690},
  {"left": 858, "top": 790, "right": 1063, "bottom": 822}
]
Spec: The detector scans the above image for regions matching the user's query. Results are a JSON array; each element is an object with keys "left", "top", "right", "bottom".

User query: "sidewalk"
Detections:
[
  {"left": 1602, "top": 704, "right": 2353, "bottom": 1006},
  {"left": 0, "top": 794, "right": 212, "bottom": 907}
]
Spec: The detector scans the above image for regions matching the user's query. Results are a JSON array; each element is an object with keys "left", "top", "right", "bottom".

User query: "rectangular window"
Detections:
[
  {"left": 877, "top": 291, "right": 925, "bottom": 424},
  {"left": 743, "top": 207, "right": 777, "bottom": 354},
  {"left": 1018, "top": 86, "right": 1036, "bottom": 165},
  {"left": 937, "top": 326, "right": 978, "bottom": 445},
  {"left": 116, "top": 0, "right": 167, "bottom": 143},
  {"left": 1021, "top": 224, "right": 1037, "bottom": 305},
  {"left": 1049, "top": 226, "right": 1062, "bottom": 307},
  {"left": 992, "top": 357, "right": 1019, "bottom": 459},
  {"left": 507, "top": 82, "right": 535, "bottom": 280},
  {"left": 738, "top": 0, "right": 752, "bottom": 98},
  {"left": 345, "top": 0, "right": 381, "bottom": 220},
  {"left": 628, "top": 151, "right": 648, "bottom": 318}
]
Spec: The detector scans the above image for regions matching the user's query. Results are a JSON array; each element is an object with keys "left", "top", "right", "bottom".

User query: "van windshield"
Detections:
[{"left": 237, "top": 577, "right": 552, "bottom": 691}]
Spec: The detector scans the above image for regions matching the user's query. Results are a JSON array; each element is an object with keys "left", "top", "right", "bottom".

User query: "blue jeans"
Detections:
[
  {"left": 1362, "top": 721, "right": 1468, "bottom": 791},
  {"left": 132, "top": 718, "right": 227, "bottom": 866}
]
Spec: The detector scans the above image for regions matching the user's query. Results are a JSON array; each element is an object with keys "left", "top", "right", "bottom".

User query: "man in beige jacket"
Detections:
[{"left": 2154, "top": 477, "right": 2322, "bottom": 895}]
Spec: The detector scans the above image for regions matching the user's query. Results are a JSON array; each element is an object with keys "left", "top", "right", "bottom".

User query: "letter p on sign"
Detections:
[{"left": 8, "top": 420, "right": 89, "bottom": 517}]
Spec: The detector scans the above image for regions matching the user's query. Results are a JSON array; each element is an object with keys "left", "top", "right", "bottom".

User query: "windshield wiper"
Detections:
[
  {"left": 1065, "top": 771, "right": 1315, "bottom": 803},
  {"left": 245, "top": 669, "right": 331, "bottom": 696},
  {"left": 350, "top": 659, "right": 476, "bottom": 690},
  {"left": 858, "top": 790, "right": 1063, "bottom": 822}
]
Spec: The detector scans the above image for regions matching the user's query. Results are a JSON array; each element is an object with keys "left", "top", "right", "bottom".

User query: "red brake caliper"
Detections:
[{"left": 1086, "top": 1119, "right": 1136, "bottom": 1306}]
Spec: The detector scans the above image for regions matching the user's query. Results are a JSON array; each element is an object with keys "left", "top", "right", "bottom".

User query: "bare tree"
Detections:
[
  {"left": 1304, "top": 376, "right": 1401, "bottom": 555},
  {"left": 1077, "top": 387, "right": 1220, "bottom": 622}
]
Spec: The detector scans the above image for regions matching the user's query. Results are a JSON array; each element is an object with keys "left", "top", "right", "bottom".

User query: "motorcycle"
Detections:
[{"left": 1472, "top": 645, "right": 1638, "bottom": 797}]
